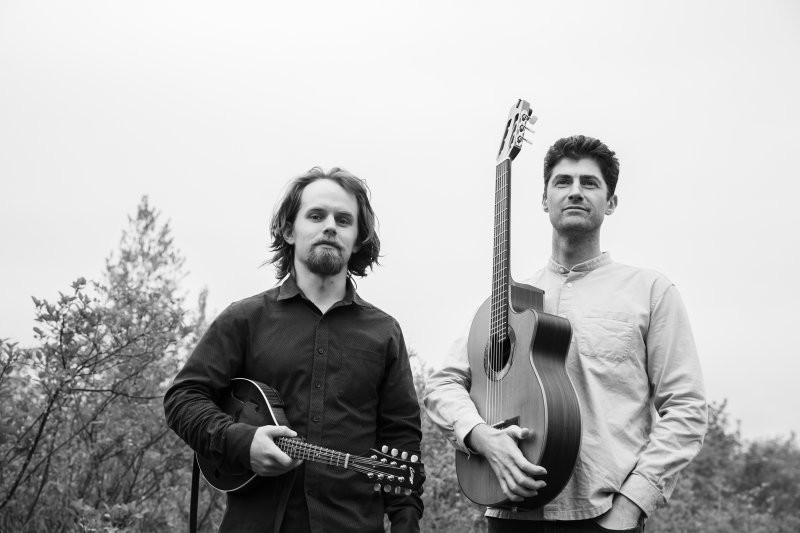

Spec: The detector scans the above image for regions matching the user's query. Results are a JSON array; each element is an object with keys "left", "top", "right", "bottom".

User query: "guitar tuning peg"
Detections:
[
  {"left": 410, "top": 455, "right": 419, "bottom": 463},
  {"left": 373, "top": 483, "right": 382, "bottom": 492},
  {"left": 383, "top": 485, "right": 391, "bottom": 493},
  {"left": 521, "top": 136, "right": 533, "bottom": 145},
  {"left": 394, "top": 486, "right": 402, "bottom": 494},
  {"left": 391, "top": 448, "right": 398, "bottom": 456},
  {"left": 403, "top": 488, "right": 412, "bottom": 496},
  {"left": 381, "top": 445, "right": 389, "bottom": 453},
  {"left": 371, "top": 455, "right": 378, "bottom": 460},
  {"left": 401, "top": 451, "right": 408, "bottom": 460}
]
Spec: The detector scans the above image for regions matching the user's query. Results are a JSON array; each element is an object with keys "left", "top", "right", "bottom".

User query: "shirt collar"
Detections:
[
  {"left": 278, "top": 274, "right": 367, "bottom": 307},
  {"left": 547, "top": 252, "right": 612, "bottom": 275}
]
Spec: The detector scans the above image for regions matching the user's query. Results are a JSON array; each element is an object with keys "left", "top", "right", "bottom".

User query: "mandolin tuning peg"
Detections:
[
  {"left": 411, "top": 455, "right": 419, "bottom": 463},
  {"left": 381, "top": 445, "right": 389, "bottom": 453},
  {"left": 373, "top": 483, "right": 382, "bottom": 492},
  {"left": 401, "top": 451, "right": 408, "bottom": 460},
  {"left": 391, "top": 448, "right": 398, "bottom": 456}
]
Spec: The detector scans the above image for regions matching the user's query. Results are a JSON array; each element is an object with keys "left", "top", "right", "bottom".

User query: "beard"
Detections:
[{"left": 306, "top": 245, "right": 347, "bottom": 276}]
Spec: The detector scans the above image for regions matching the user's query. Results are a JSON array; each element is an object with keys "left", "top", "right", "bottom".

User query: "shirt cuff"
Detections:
[
  {"left": 225, "top": 422, "right": 258, "bottom": 471},
  {"left": 619, "top": 472, "right": 666, "bottom": 517},
  {"left": 453, "top": 413, "right": 486, "bottom": 454}
]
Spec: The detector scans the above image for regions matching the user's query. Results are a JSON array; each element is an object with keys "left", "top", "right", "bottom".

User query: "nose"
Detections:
[
  {"left": 322, "top": 214, "right": 337, "bottom": 235},
  {"left": 567, "top": 181, "right": 584, "bottom": 201}
]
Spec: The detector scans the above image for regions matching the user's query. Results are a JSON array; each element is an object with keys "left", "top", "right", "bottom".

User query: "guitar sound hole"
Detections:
[{"left": 486, "top": 334, "right": 512, "bottom": 373}]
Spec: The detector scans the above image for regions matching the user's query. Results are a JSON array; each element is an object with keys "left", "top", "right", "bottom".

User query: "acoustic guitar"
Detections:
[
  {"left": 196, "top": 378, "right": 424, "bottom": 495},
  {"left": 454, "top": 99, "right": 581, "bottom": 509}
]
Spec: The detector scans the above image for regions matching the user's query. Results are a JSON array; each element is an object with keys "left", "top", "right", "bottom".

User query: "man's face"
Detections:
[
  {"left": 543, "top": 157, "right": 617, "bottom": 236},
  {"left": 285, "top": 179, "right": 361, "bottom": 277}
]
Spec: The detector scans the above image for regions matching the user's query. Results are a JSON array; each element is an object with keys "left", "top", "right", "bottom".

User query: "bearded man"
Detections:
[{"left": 165, "top": 167, "right": 422, "bottom": 533}]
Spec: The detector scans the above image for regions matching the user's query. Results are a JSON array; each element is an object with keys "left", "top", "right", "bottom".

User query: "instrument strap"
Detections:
[{"left": 190, "top": 457, "right": 199, "bottom": 533}]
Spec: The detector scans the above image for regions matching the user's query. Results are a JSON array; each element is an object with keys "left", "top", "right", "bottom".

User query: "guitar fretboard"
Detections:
[{"left": 491, "top": 159, "right": 511, "bottom": 339}]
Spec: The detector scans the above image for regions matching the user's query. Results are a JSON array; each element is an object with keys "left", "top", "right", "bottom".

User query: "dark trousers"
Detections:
[{"left": 487, "top": 516, "right": 645, "bottom": 533}]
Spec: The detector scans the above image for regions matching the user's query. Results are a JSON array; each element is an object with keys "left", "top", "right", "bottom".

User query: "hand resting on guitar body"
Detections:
[
  {"left": 249, "top": 425, "right": 303, "bottom": 476},
  {"left": 465, "top": 423, "right": 548, "bottom": 503}
]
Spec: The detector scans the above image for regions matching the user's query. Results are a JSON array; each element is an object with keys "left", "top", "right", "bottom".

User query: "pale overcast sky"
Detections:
[{"left": 2, "top": 1, "right": 799, "bottom": 440}]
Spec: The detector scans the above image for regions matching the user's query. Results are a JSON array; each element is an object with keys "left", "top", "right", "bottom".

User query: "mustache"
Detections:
[{"left": 313, "top": 239, "right": 342, "bottom": 250}]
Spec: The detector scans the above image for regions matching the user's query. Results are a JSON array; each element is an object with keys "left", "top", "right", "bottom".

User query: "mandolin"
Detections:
[
  {"left": 454, "top": 99, "right": 581, "bottom": 509},
  {"left": 196, "top": 378, "right": 424, "bottom": 495}
]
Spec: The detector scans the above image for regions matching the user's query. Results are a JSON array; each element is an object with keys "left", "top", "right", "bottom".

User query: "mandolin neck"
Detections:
[{"left": 276, "top": 437, "right": 354, "bottom": 469}]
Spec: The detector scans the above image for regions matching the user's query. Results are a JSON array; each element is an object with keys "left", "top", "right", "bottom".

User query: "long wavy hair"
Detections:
[
  {"left": 543, "top": 135, "right": 620, "bottom": 199},
  {"left": 267, "top": 167, "right": 381, "bottom": 279}
]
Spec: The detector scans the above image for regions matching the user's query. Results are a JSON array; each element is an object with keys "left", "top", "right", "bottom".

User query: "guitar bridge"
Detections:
[{"left": 490, "top": 416, "right": 520, "bottom": 431}]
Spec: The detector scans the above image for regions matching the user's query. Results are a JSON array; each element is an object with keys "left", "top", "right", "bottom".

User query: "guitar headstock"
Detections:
[
  {"left": 496, "top": 99, "right": 537, "bottom": 164},
  {"left": 353, "top": 445, "right": 425, "bottom": 495}
]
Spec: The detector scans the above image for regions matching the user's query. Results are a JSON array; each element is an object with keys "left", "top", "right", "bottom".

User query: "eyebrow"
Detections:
[{"left": 553, "top": 173, "right": 601, "bottom": 181}]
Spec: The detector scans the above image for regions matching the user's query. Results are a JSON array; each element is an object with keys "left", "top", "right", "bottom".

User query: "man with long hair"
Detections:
[
  {"left": 425, "top": 136, "right": 707, "bottom": 532},
  {"left": 165, "top": 167, "right": 422, "bottom": 532}
]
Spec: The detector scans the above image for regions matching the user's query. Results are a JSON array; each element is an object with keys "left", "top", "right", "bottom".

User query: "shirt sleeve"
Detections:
[
  {"left": 163, "top": 304, "right": 257, "bottom": 471},
  {"left": 618, "top": 283, "right": 708, "bottom": 516},
  {"left": 377, "top": 319, "right": 424, "bottom": 532},
  {"left": 422, "top": 321, "right": 486, "bottom": 454}
]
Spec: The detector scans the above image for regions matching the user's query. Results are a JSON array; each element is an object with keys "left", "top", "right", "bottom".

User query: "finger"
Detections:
[{"left": 266, "top": 425, "right": 298, "bottom": 438}]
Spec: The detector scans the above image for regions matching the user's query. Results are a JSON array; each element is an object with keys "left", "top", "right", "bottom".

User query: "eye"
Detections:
[
  {"left": 308, "top": 212, "right": 322, "bottom": 222},
  {"left": 336, "top": 216, "right": 353, "bottom": 226}
]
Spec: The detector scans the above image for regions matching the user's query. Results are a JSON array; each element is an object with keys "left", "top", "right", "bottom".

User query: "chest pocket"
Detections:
[
  {"left": 575, "top": 309, "right": 635, "bottom": 362},
  {"left": 335, "top": 347, "right": 385, "bottom": 405}
]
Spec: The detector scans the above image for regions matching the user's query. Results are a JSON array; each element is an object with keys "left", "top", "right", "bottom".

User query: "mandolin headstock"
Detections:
[
  {"left": 353, "top": 445, "right": 425, "bottom": 495},
  {"left": 496, "top": 99, "right": 537, "bottom": 164}
]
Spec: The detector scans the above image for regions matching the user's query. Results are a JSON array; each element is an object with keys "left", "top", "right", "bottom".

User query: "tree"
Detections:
[{"left": 0, "top": 197, "right": 216, "bottom": 532}]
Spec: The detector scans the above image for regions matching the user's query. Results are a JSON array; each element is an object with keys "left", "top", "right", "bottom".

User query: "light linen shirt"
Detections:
[{"left": 424, "top": 253, "right": 707, "bottom": 520}]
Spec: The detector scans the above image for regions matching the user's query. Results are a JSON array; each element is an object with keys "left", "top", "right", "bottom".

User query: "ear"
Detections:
[
  {"left": 542, "top": 193, "right": 549, "bottom": 212},
  {"left": 605, "top": 194, "right": 618, "bottom": 216},
  {"left": 283, "top": 224, "right": 295, "bottom": 245}
]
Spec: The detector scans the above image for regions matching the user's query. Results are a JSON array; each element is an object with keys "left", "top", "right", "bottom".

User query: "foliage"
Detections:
[
  {"left": 0, "top": 197, "right": 214, "bottom": 532},
  {"left": 410, "top": 353, "right": 485, "bottom": 533},
  {"left": 643, "top": 401, "right": 800, "bottom": 533}
]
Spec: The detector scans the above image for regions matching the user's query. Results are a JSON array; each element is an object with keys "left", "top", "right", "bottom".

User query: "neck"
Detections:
[
  {"left": 293, "top": 263, "right": 348, "bottom": 314},
  {"left": 550, "top": 230, "right": 602, "bottom": 270}
]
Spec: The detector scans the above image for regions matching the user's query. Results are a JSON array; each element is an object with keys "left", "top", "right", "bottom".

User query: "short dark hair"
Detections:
[
  {"left": 543, "top": 135, "right": 619, "bottom": 199},
  {"left": 268, "top": 167, "right": 380, "bottom": 279}
]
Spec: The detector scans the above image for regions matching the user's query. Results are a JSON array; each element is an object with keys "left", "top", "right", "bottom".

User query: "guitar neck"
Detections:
[{"left": 491, "top": 158, "right": 512, "bottom": 338}]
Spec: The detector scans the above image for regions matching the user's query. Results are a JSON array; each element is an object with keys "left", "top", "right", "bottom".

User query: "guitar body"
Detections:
[{"left": 456, "top": 280, "right": 580, "bottom": 508}]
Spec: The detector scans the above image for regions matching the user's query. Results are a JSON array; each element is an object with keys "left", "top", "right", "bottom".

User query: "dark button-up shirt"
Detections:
[{"left": 164, "top": 276, "right": 422, "bottom": 532}]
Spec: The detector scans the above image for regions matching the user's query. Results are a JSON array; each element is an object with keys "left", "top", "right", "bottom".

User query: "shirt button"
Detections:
[
  {"left": 313, "top": 416, "right": 320, "bottom": 423},
  {"left": 314, "top": 382, "right": 321, "bottom": 389},
  {"left": 317, "top": 348, "right": 324, "bottom": 354},
  {"left": 566, "top": 282, "right": 573, "bottom": 288}
]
